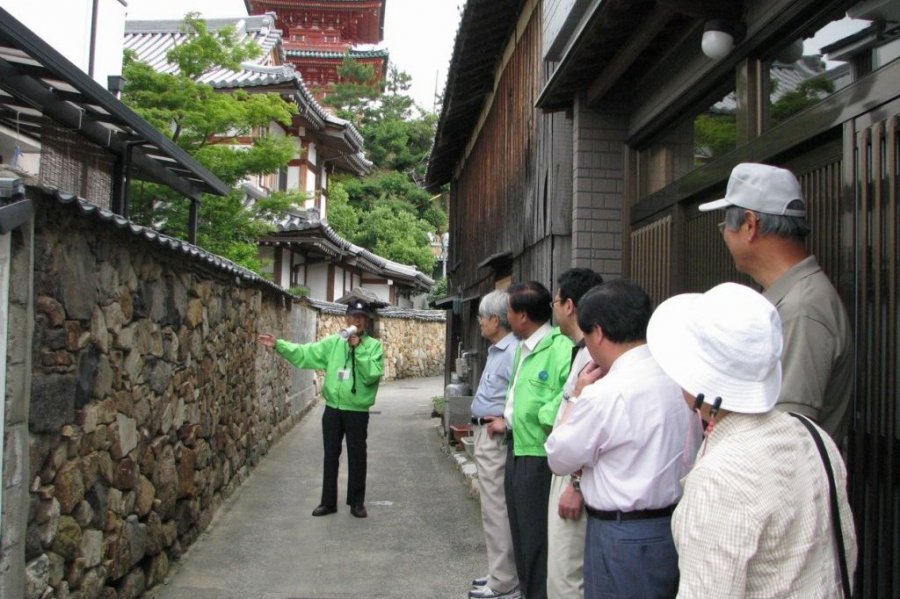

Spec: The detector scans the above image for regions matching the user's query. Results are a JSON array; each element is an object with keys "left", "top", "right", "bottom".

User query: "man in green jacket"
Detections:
[
  {"left": 258, "top": 298, "right": 384, "bottom": 518},
  {"left": 486, "top": 281, "right": 573, "bottom": 599}
]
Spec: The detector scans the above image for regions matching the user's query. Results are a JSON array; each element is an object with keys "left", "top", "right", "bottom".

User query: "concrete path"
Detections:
[{"left": 148, "top": 376, "right": 485, "bottom": 599}]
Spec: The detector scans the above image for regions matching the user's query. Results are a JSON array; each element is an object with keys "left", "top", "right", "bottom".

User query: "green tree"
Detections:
[
  {"left": 770, "top": 77, "right": 835, "bottom": 124},
  {"left": 320, "top": 59, "right": 446, "bottom": 273},
  {"left": 324, "top": 181, "right": 359, "bottom": 235},
  {"left": 694, "top": 113, "right": 737, "bottom": 163},
  {"left": 121, "top": 13, "right": 303, "bottom": 271},
  {"left": 355, "top": 204, "right": 436, "bottom": 273}
]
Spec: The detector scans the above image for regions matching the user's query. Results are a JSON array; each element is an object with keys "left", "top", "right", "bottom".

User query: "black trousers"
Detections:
[
  {"left": 321, "top": 405, "right": 370, "bottom": 508},
  {"left": 504, "top": 444, "right": 552, "bottom": 599}
]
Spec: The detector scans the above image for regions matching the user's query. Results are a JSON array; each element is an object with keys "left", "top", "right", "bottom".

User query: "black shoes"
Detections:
[
  {"left": 311, "top": 504, "right": 366, "bottom": 517},
  {"left": 312, "top": 505, "right": 337, "bottom": 517}
]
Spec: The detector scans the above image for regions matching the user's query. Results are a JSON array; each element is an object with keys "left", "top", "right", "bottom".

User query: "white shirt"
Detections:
[
  {"left": 503, "top": 322, "right": 551, "bottom": 426},
  {"left": 553, "top": 344, "right": 592, "bottom": 428},
  {"left": 673, "top": 411, "right": 856, "bottom": 598},
  {"left": 545, "top": 345, "right": 696, "bottom": 511}
]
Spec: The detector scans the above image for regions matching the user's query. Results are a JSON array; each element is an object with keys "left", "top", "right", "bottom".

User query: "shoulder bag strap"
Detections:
[{"left": 789, "top": 412, "right": 852, "bottom": 598}]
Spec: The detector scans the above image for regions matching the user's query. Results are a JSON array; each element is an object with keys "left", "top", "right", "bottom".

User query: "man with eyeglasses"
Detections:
[
  {"left": 468, "top": 290, "right": 520, "bottom": 599},
  {"left": 545, "top": 268, "right": 604, "bottom": 599},
  {"left": 700, "top": 162, "right": 853, "bottom": 443}
]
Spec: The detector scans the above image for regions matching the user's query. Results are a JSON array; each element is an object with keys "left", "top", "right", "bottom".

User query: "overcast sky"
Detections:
[{"left": 126, "top": 0, "right": 462, "bottom": 112}]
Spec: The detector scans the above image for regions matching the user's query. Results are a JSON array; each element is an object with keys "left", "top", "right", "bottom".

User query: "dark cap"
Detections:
[{"left": 346, "top": 299, "right": 373, "bottom": 317}]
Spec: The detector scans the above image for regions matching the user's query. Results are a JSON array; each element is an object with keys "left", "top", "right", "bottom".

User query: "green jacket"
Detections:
[
  {"left": 509, "top": 326, "right": 573, "bottom": 456},
  {"left": 275, "top": 334, "right": 384, "bottom": 412}
]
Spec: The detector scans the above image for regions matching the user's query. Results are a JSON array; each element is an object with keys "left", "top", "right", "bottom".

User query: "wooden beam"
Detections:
[{"left": 586, "top": 5, "right": 674, "bottom": 105}]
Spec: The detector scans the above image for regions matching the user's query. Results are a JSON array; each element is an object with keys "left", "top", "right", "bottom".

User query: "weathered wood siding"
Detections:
[{"left": 448, "top": 7, "right": 573, "bottom": 299}]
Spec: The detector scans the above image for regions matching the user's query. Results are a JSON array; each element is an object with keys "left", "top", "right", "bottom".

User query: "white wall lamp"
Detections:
[{"left": 701, "top": 20, "right": 745, "bottom": 60}]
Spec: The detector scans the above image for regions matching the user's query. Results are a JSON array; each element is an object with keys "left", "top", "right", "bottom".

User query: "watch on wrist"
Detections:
[{"left": 570, "top": 474, "right": 582, "bottom": 492}]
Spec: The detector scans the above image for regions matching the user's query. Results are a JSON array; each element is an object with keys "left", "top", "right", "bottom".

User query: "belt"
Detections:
[
  {"left": 585, "top": 504, "right": 677, "bottom": 521},
  {"left": 470, "top": 416, "right": 497, "bottom": 426}
]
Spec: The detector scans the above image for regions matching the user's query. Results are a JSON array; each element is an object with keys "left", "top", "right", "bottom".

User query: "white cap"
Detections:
[
  {"left": 646, "top": 283, "right": 783, "bottom": 414},
  {"left": 698, "top": 163, "right": 806, "bottom": 217}
]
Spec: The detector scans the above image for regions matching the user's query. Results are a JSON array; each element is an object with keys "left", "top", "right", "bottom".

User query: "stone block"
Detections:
[
  {"left": 80, "top": 530, "right": 103, "bottom": 568},
  {"left": 30, "top": 374, "right": 77, "bottom": 433},
  {"left": 54, "top": 461, "right": 85, "bottom": 515},
  {"left": 51, "top": 516, "right": 82, "bottom": 560},
  {"left": 112, "top": 414, "right": 137, "bottom": 459}
]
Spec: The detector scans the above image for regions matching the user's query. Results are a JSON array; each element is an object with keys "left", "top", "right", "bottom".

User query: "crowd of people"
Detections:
[
  {"left": 257, "top": 163, "right": 858, "bottom": 598},
  {"left": 466, "top": 163, "right": 857, "bottom": 599}
]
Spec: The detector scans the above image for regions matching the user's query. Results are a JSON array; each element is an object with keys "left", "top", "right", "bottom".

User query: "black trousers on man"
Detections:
[
  {"left": 505, "top": 442, "right": 552, "bottom": 599},
  {"left": 321, "top": 405, "right": 370, "bottom": 508}
]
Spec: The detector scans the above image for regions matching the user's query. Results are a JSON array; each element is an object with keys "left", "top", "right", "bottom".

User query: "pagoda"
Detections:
[{"left": 246, "top": 0, "right": 388, "bottom": 95}]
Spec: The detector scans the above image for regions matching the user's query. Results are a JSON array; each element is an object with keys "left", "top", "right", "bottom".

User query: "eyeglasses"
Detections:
[
  {"left": 717, "top": 221, "right": 727, "bottom": 234},
  {"left": 550, "top": 298, "right": 562, "bottom": 309}
]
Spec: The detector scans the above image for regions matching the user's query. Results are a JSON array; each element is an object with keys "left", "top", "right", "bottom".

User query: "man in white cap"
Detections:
[
  {"left": 647, "top": 282, "right": 857, "bottom": 597},
  {"left": 699, "top": 163, "right": 852, "bottom": 442}
]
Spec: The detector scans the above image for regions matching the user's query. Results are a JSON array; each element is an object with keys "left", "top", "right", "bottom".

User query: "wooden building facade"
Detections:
[{"left": 427, "top": 0, "right": 900, "bottom": 594}]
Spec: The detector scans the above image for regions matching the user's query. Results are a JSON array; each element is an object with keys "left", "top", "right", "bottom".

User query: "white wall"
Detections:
[
  {"left": 307, "top": 262, "right": 328, "bottom": 299},
  {"left": 5, "top": 0, "right": 126, "bottom": 86},
  {"left": 279, "top": 249, "right": 291, "bottom": 287},
  {"left": 287, "top": 166, "right": 301, "bottom": 192}
]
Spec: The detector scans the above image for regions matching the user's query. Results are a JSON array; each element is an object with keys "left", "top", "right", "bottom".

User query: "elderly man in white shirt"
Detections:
[
  {"left": 545, "top": 280, "right": 695, "bottom": 599},
  {"left": 647, "top": 282, "right": 856, "bottom": 598}
]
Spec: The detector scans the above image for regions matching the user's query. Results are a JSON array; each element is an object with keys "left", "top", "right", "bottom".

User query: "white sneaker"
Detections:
[
  {"left": 471, "top": 576, "right": 489, "bottom": 588},
  {"left": 468, "top": 585, "right": 520, "bottom": 599}
]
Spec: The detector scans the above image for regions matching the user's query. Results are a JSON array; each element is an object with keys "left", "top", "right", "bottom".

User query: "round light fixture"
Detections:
[
  {"left": 776, "top": 39, "right": 804, "bottom": 63},
  {"left": 702, "top": 28, "right": 734, "bottom": 60}
]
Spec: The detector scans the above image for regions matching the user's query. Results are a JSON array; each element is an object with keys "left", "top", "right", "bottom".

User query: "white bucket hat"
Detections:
[
  {"left": 646, "top": 282, "right": 783, "bottom": 413},
  {"left": 698, "top": 163, "right": 806, "bottom": 217}
]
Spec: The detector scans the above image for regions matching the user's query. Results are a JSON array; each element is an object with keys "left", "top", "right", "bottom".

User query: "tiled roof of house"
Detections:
[
  {"left": 284, "top": 48, "right": 389, "bottom": 59},
  {"left": 263, "top": 208, "right": 435, "bottom": 292},
  {"left": 124, "top": 14, "right": 368, "bottom": 167}
]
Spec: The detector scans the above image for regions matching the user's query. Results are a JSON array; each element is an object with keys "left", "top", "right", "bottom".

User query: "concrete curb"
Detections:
[{"left": 436, "top": 422, "right": 481, "bottom": 499}]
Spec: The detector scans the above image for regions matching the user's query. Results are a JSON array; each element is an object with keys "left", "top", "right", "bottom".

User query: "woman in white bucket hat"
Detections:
[{"left": 647, "top": 283, "right": 856, "bottom": 598}]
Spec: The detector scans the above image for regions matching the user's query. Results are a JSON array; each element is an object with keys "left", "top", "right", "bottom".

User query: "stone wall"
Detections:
[
  {"left": 6, "top": 193, "right": 447, "bottom": 598},
  {"left": 18, "top": 195, "right": 310, "bottom": 598}
]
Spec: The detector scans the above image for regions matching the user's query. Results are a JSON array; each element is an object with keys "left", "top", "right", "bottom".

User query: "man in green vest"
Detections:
[
  {"left": 258, "top": 296, "right": 384, "bottom": 519},
  {"left": 486, "top": 281, "right": 573, "bottom": 599}
]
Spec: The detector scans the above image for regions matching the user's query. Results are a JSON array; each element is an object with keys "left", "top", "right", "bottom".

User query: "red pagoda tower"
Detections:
[{"left": 246, "top": 0, "right": 388, "bottom": 94}]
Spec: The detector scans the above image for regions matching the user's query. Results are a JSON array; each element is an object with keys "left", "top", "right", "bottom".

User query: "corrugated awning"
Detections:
[{"left": 0, "top": 7, "right": 229, "bottom": 201}]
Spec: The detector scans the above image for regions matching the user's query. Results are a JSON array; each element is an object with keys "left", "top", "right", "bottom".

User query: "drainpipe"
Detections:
[{"left": 88, "top": 0, "right": 99, "bottom": 78}]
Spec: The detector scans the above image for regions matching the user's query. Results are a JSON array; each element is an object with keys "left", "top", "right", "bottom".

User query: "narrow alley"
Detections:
[{"left": 147, "top": 376, "right": 484, "bottom": 599}]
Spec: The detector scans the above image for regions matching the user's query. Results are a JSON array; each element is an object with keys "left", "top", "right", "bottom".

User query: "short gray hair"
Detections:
[
  {"left": 723, "top": 202, "right": 809, "bottom": 241},
  {"left": 478, "top": 290, "right": 510, "bottom": 330}
]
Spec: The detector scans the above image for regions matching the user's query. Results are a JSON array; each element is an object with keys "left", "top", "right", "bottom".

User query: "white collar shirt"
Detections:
[
  {"left": 503, "top": 322, "right": 552, "bottom": 426},
  {"left": 553, "top": 344, "right": 593, "bottom": 427},
  {"left": 545, "top": 344, "right": 696, "bottom": 511},
  {"left": 673, "top": 411, "right": 857, "bottom": 598}
]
